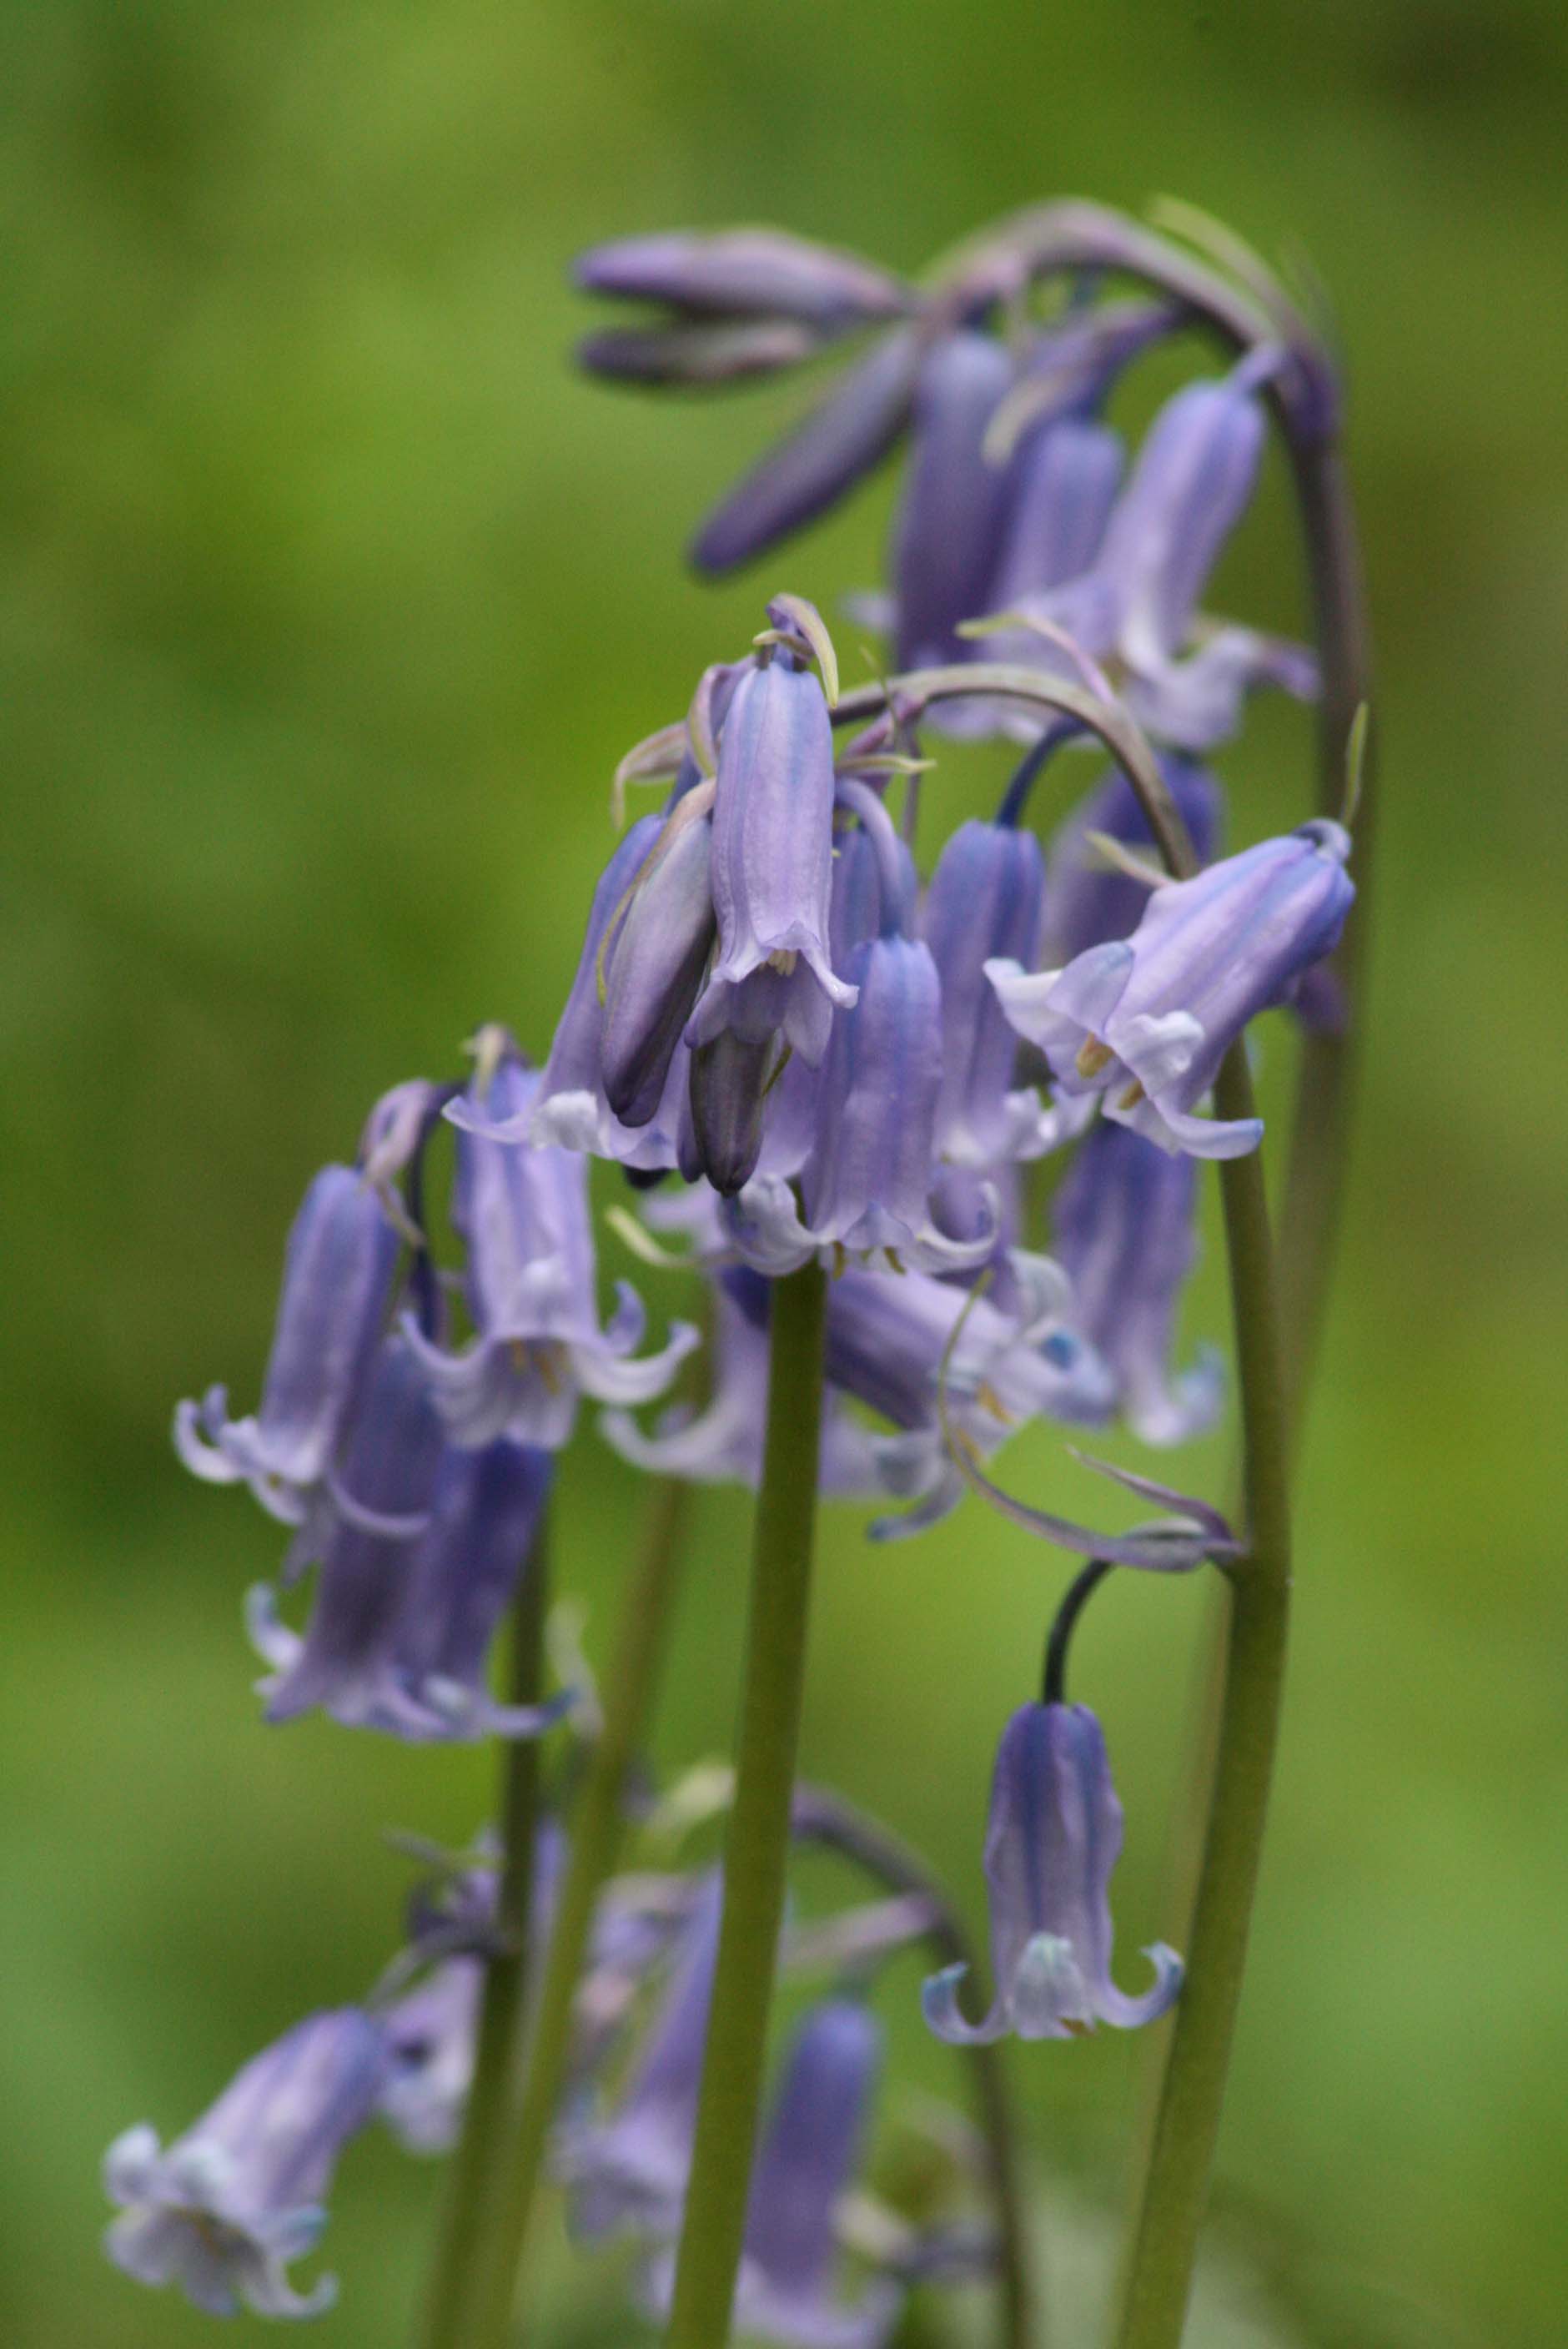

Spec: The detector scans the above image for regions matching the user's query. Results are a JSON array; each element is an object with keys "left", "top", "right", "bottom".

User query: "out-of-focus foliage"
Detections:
[{"left": 2, "top": 3, "right": 1564, "bottom": 2344}]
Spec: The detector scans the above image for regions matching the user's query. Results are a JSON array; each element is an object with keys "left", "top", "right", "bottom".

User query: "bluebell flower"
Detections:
[
  {"left": 559, "top": 1873, "right": 723, "bottom": 2244},
  {"left": 601, "top": 795, "right": 719, "bottom": 1127},
  {"left": 599, "top": 1280, "right": 926, "bottom": 1506},
  {"left": 923, "top": 1704, "right": 1181, "bottom": 2043},
  {"left": 694, "top": 651, "right": 856, "bottom": 1062},
  {"left": 729, "top": 2001, "right": 901, "bottom": 2349},
  {"left": 103, "top": 2008, "right": 385, "bottom": 2319},
  {"left": 638, "top": 1999, "right": 901, "bottom": 2349},
  {"left": 575, "top": 228, "right": 910, "bottom": 333},
  {"left": 525, "top": 812, "right": 694, "bottom": 1170},
  {"left": 988, "top": 820, "right": 1354, "bottom": 1157},
  {"left": 691, "top": 326, "right": 922, "bottom": 574},
  {"left": 890, "top": 331, "right": 1016, "bottom": 677},
  {"left": 1051, "top": 1121, "right": 1222, "bottom": 1445},
  {"left": 921, "top": 817, "right": 1046, "bottom": 1166},
  {"left": 988, "top": 350, "right": 1318, "bottom": 751},
  {"left": 377, "top": 1960, "right": 483, "bottom": 2155},
  {"left": 1041, "top": 755, "right": 1224, "bottom": 970},
  {"left": 693, "top": 1252, "right": 1113, "bottom": 1538},
  {"left": 174, "top": 1163, "right": 400, "bottom": 1524},
  {"left": 245, "top": 1335, "right": 450, "bottom": 1735},
  {"left": 985, "top": 412, "right": 1123, "bottom": 617},
  {"left": 411, "top": 1049, "right": 698, "bottom": 1445},
  {"left": 251, "top": 1374, "right": 575, "bottom": 1738}
]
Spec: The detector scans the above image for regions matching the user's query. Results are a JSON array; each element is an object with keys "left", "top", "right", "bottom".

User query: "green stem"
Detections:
[
  {"left": 415, "top": 1512, "right": 550, "bottom": 2349},
  {"left": 663, "top": 1260, "right": 829, "bottom": 2349},
  {"left": 471, "top": 1475, "right": 690, "bottom": 2346},
  {"left": 1110, "top": 1048, "right": 1293, "bottom": 2349},
  {"left": 793, "top": 1788, "right": 1038, "bottom": 2349},
  {"left": 1277, "top": 439, "right": 1375, "bottom": 1426}
]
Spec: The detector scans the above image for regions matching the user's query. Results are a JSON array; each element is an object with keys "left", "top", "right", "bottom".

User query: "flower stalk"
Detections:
[
  {"left": 471, "top": 1475, "right": 690, "bottom": 2345},
  {"left": 662, "top": 1260, "right": 829, "bottom": 2349},
  {"left": 416, "top": 1510, "right": 551, "bottom": 2349},
  {"left": 1109, "top": 1044, "right": 1292, "bottom": 2349},
  {"left": 793, "top": 1785, "right": 1038, "bottom": 2349}
]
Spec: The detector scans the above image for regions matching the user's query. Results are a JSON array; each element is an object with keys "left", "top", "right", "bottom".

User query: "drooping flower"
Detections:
[
  {"left": 410, "top": 1048, "right": 698, "bottom": 1445},
  {"left": 690, "top": 326, "right": 923, "bottom": 575},
  {"left": 988, "top": 820, "right": 1354, "bottom": 1157},
  {"left": 696, "top": 651, "right": 856, "bottom": 1058},
  {"left": 891, "top": 330, "right": 1016, "bottom": 677},
  {"left": 174, "top": 1163, "right": 400, "bottom": 1524},
  {"left": 575, "top": 228, "right": 911, "bottom": 333},
  {"left": 600, "top": 795, "right": 719, "bottom": 1129},
  {"left": 253, "top": 1421, "right": 574, "bottom": 1741},
  {"left": 558, "top": 1873, "right": 723, "bottom": 2244},
  {"left": 1050, "top": 1120, "right": 1222, "bottom": 1445},
  {"left": 103, "top": 2009, "right": 385, "bottom": 2319},
  {"left": 526, "top": 812, "right": 694, "bottom": 1170},
  {"left": 601, "top": 1280, "right": 932, "bottom": 1508},
  {"left": 989, "top": 350, "right": 1319, "bottom": 750},
  {"left": 923, "top": 1703, "right": 1181, "bottom": 2044},
  {"left": 921, "top": 817, "right": 1046, "bottom": 1166},
  {"left": 727, "top": 2000, "right": 902, "bottom": 2349}
]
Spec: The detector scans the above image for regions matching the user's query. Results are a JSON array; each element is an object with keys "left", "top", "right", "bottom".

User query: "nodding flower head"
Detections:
[
  {"left": 703, "top": 650, "right": 854, "bottom": 1031},
  {"left": 559, "top": 1873, "right": 724, "bottom": 2245},
  {"left": 530, "top": 812, "right": 696, "bottom": 1170},
  {"left": 1051, "top": 1119, "right": 1223, "bottom": 1446},
  {"left": 408, "top": 1048, "right": 698, "bottom": 1447},
  {"left": 923, "top": 1703, "right": 1182, "bottom": 2045},
  {"left": 174, "top": 1163, "right": 400, "bottom": 1523},
  {"left": 988, "top": 820, "right": 1354, "bottom": 1159},
  {"left": 729, "top": 1999, "right": 902, "bottom": 2349},
  {"left": 575, "top": 228, "right": 911, "bottom": 335},
  {"left": 892, "top": 330, "right": 1016, "bottom": 677},
  {"left": 921, "top": 817, "right": 1046, "bottom": 1167},
  {"left": 102, "top": 2008, "right": 385, "bottom": 2319},
  {"left": 993, "top": 350, "right": 1319, "bottom": 752}
]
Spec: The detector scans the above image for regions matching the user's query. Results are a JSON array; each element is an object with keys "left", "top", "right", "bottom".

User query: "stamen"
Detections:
[{"left": 1075, "top": 1035, "right": 1114, "bottom": 1079}]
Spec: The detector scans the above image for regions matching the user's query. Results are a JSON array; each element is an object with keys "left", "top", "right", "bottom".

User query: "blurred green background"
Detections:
[{"left": 3, "top": 1, "right": 1565, "bottom": 2343}]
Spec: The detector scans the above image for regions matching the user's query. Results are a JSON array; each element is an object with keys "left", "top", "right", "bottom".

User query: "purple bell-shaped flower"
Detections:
[
  {"left": 988, "top": 820, "right": 1354, "bottom": 1157},
  {"left": 103, "top": 2009, "right": 385, "bottom": 2318},
  {"left": 411, "top": 1049, "right": 698, "bottom": 1446},
  {"left": 923, "top": 1703, "right": 1181, "bottom": 2044},
  {"left": 174, "top": 1163, "right": 400, "bottom": 1523},
  {"left": 1051, "top": 1120, "right": 1223, "bottom": 1445}
]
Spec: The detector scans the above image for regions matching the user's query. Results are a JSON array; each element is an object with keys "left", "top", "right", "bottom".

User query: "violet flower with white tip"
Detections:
[
  {"left": 923, "top": 1703, "right": 1182, "bottom": 2045},
  {"left": 103, "top": 2008, "right": 385, "bottom": 2320},
  {"left": 174, "top": 1162, "right": 400, "bottom": 1524},
  {"left": 410, "top": 1048, "right": 698, "bottom": 1446},
  {"left": 988, "top": 819, "right": 1355, "bottom": 1157}
]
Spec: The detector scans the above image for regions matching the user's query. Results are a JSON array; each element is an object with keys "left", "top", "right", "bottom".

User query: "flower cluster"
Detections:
[{"left": 105, "top": 199, "right": 1363, "bottom": 2341}]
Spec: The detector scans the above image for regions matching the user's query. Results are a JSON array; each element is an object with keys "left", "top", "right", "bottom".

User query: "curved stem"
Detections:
[
  {"left": 663, "top": 1260, "right": 828, "bottom": 2349},
  {"left": 472, "top": 1476, "right": 690, "bottom": 2346},
  {"left": 792, "top": 1786, "right": 1038, "bottom": 2349},
  {"left": 415, "top": 1512, "right": 550, "bottom": 2349},
  {"left": 832, "top": 663, "right": 1198, "bottom": 878},
  {"left": 1110, "top": 1047, "right": 1292, "bottom": 2349}
]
